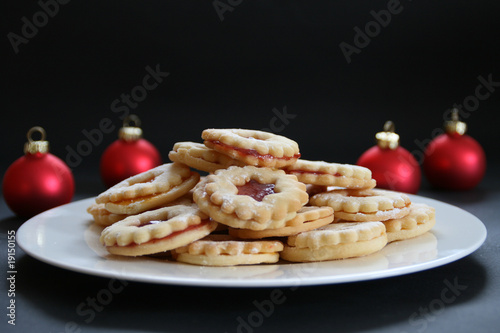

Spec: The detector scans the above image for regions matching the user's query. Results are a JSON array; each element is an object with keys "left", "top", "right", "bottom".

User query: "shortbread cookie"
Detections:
[
  {"left": 281, "top": 222, "right": 387, "bottom": 262},
  {"left": 193, "top": 166, "right": 309, "bottom": 230},
  {"left": 284, "top": 160, "right": 376, "bottom": 190},
  {"left": 383, "top": 203, "right": 436, "bottom": 242},
  {"left": 310, "top": 188, "right": 411, "bottom": 222},
  {"left": 202, "top": 128, "right": 300, "bottom": 168},
  {"left": 87, "top": 203, "right": 128, "bottom": 227},
  {"left": 172, "top": 234, "right": 283, "bottom": 266},
  {"left": 228, "top": 206, "right": 334, "bottom": 239},
  {"left": 96, "top": 163, "right": 200, "bottom": 215},
  {"left": 168, "top": 141, "right": 245, "bottom": 173},
  {"left": 100, "top": 204, "right": 217, "bottom": 256}
]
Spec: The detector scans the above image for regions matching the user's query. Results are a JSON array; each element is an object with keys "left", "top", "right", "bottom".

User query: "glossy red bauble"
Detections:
[
  {"left": 357, "top": 121, "right": 421, "bottom": 194},
  {"left": 357, "top": 146, "right": 421, "bottom": 194},
  {"left": 3, "top": 152, "right": 74, "bottom": 218},
  {"left": 100, "top": 138, "right": 161, "bottom": 188},
  {"left": 423, "top": 133, "right": 486, "bottom": 190}
]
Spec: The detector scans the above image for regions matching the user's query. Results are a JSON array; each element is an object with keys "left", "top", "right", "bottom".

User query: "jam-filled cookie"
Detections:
[
  {"left": 283, "top": 159, "right": 376, "bottom": 190},
  {"left": 280, "top": 221, "right": 387, "bottom": 262},
  {"left": 193, "top": 165, "right": 309, "bottom": 230},
  {"left": 100, "top": 204, "right": 218, "bottom": 256},
  {"left": 95, "top": 163, "right": 200, "bottom": 215},
  {"left": 202, "top": 128, "right": 300, "bottom": 168},
  {"left": 172, "top": 234, "right": 284, "bottom": 266},
  {"left": 168, "top": 141, "right": 245, "bottom": 173},
  {"left": 309, "top": 188, "right": 411, "bottom": 222}
]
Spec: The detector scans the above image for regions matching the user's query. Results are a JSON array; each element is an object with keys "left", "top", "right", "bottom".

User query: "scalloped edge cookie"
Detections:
[
  {"left": 100, "top": 204, "right": 217, "bottom": 256},
  {"left": 284, "top": 159, "right": 376, "bottom": 189},
  {"left": 172, "top": 234, "right": 283, "bottom": 266},
  {"left": 168, "top": 141, "right": 245, "bottom": 173},
  {"left": 202, "top": 128, "right": 300, "bottom": 168},
  {"left": 193, "top": 166, "right": 308, "bottom": 230},
  {"left": 96, "top": 163, "right": 200, "bottom": 215},
  {"left": 281, "top": 222, "right": 387, "bottom": 262},
  {"left": 309, "top": 188, "right": 411, "bottom": 222}
]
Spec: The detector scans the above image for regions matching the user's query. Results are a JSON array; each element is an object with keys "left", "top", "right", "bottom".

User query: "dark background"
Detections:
[
  {"left": 2, "top": 0, "right": 500, "bottom": 192},
  {"left": 2, "top": 2, "right": 500, "bottom": 333}
]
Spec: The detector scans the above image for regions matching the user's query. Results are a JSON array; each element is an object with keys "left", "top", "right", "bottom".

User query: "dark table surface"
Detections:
[{"left": 1, "top": 164, "right": 499, "bottom": 333}]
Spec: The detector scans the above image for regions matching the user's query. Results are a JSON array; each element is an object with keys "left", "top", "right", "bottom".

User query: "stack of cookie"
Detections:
[{"left": 88, "top": 128, "right": 435, "bottom": 266}]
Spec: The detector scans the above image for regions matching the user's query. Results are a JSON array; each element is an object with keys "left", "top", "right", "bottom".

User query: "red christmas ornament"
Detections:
[
  {"left": 2, "top": 127, "right": 75, "bottom": 218},
  {"left": 357, "top": 121, "right": 421, "bottom": 194},
  {"left": 423, "top": 109, "right": 486, "bottom": 190},
  {"left": 100, "top": 115, "right": 162, "bottom": 188}
]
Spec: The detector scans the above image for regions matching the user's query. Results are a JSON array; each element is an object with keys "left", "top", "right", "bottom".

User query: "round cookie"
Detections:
[
  {"left": 228, "top": 206, "right": 334, "bottom": 239},
  {"left": 193, "top": 165, "right": 309, "bottom": 230},
  {"left": 284, "top": 159, "right": 376, "bottom": 190},
  {"left": 309, "top": 188, "right": 411, "bottom": 222},
  {"left": 96, "top": 163, "right": 200, "bottom": 215},
  {"left": 280, "top": 222, "right": 388, "bottom": 262},
  {"left": 382, "top": 203, "right": 436, "bottom": 242},
  {"left": 168, "top": 141, "right": 245, "bottom": 173},
  {"left": 202, "top": 128, "right": 300, "bottom": 168},
  {"left": 172, "top": 234, "right": 284, "bottom": 266},
  {"left": 100, "top": 204, "right": 218, "bottom": 256}
]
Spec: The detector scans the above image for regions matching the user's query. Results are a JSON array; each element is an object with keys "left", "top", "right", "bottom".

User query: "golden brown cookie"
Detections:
[
  {"left": 168, "top": 141, "right": 245, "bottom": 173},
  {"left": 100, "top": 204, "right": 217, "bottom": 256},
  {"left": 96, "top": 163, "right": 200, "bottom": 215},
  {"left": 309, "top": 188, "right": 411, "bottom": 222},
  {"left": 193, "top": 166, "right": 309, "bottom": 230},
  {"left": 280, "top": 222, "right": 387, "bottom": 262},
  {"left": 284, "top": 159, "right": 376, "bottom": 190},
  {"left": 202, "top": 128, "right": 300, "bottom": 168},
  {"left": 172, "top": 234, "right": 284, "bottom": 266}
]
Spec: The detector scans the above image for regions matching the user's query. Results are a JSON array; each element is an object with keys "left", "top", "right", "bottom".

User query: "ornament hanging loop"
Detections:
[
  {"left": 119, "top": 114, "right": 143, "bottom": 142},
  {"left": 383, "top": 120, "right": 395, "bottom": 133},
  {"left": 27, "top": 126, "right": 46, "bottom": 142},
  {"left": 24, "top": 126, "right": 49, "bottom": 154},
  {"left": 123, "top": 114, "right": 141, "bottom": 128}
]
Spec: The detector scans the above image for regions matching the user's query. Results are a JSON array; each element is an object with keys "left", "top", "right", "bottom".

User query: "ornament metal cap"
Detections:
[
  {"left": 444, "top": 108, "right": 467, "bottom": 135},
  {"left": 23, "top": 126, "right": 49, "bottom": 154},
  {"left": 375, "top": 121, "right": 400, "bottom": 150},
  {"left": 119, "top": 114, "right": 143, "bottom": 142}
]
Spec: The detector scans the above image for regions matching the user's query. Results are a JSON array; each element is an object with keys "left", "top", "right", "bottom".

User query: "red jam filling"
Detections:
[
  {"left": 237, "top": 179, "right": 275, "bottom": 202},
  {"left": 123, "top": 220, "right": 210, "bottom": 247},
  {"left": 209, "top": 140, "right": 300, "bottom": 160}
]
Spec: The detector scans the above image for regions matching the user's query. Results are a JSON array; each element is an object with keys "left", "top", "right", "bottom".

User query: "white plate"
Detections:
[{"left": 16, "top": 195, "right": 486, "bottom": 287}]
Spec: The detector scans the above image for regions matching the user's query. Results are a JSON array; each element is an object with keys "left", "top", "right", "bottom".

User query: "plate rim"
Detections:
[{"left": 16, "top": 194, "right": 487, "bottom": 288}]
